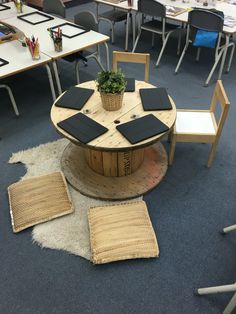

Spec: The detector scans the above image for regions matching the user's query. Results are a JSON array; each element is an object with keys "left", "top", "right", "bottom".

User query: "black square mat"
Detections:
[
  {"left": 57, "top": 113, "right": 108, "bottom": 144},
  {"left": 139, "top": 88, "right": 172, "bottom": 111},
  {"left": 116, "top": 114, "right": 169, "bottom": 144},
  {"left": 125, "top": 78, "right": 135, "bottom": 92},
  {"left": 55, "top": 87, "right": 94, "bottom": 110},
  {"left": 17, "top": 12, "right": 54, "bottom": 25}
]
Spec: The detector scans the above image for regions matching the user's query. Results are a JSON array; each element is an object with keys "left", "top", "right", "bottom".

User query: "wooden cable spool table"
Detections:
[{"left": 51, "top": 80, "right": 176, "bottom": 200}]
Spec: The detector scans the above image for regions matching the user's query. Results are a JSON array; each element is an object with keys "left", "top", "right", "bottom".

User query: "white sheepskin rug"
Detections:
[{"left": 9, "top": 139, "right": 141, "bottom": 260}]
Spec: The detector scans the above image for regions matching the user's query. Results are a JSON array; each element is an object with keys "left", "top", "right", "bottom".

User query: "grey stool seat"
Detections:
[
  {"left": 97, "top": 8, "right": 127, "bottom": 44},
  {"left": 99, "top": 9, "right": 127, "bottom": 22},
  {"left": 141, "top": 20, "right": 179, "bottom": 33}
]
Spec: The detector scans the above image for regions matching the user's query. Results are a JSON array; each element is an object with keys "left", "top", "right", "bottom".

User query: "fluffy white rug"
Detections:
[{"left": 9, "top": 139, "right": 142, "bottom": 260}]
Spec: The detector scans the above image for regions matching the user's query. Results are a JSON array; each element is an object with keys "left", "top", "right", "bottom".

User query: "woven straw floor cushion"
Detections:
[
  {"left": 88, "top": 201, "right": 159, "bottom": 264},
  {"left": 8, "top": 172, "right": 73, "bottom": 233}
]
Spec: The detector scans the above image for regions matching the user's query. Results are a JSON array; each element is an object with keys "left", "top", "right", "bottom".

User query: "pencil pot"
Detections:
[
  {"left": 15, "top": 2, "right": 23, "bottom": 14},
  {"left": 29, "top": 43, "right": 40, "bottom": 60},
  {"left": 54, "top": 37, "right": 63, "bottom": 52}
]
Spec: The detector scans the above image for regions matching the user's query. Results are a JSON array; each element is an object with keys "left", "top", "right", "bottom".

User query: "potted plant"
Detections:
[{"left": 96, "top": 69, "right": 126, "bottom": 111}]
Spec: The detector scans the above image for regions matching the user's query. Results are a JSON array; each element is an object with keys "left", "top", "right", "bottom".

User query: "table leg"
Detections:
[
  {"left": 44, "top": 64, "right": 56, "bottom": 101},
  {"left": 218, "top": 35, "right": 229, "bottom": 80},
  {"left": 132, "top": 11, "right": 136, "bottom": 49},
  {"left": 96, "top": 2, "right": 99, "bottom": 23},
  {"left": 52, "top": 61, "right": 62, "bottom": 95},
  {"left": 103, "top": 41, "right": 110, "bottom": 70},
  {"left": 125, "top": 11, "right": 130, "bottom": 51},
  {"left": 0, "top": 84, "right": 19, "bottom": 116}
]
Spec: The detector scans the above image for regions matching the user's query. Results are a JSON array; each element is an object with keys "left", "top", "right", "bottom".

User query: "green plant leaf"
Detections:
[{"left": 96, "top": 69, "right": 126, "bottom": 94}]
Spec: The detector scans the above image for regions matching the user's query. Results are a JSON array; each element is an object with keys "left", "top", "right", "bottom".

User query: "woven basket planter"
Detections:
[{"left": 100, "top": 91, "right": 124, "bottom": 111}]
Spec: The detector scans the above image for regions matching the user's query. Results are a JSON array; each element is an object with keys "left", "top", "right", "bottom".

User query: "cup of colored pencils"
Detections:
[
  {"left": 49, "top": 27, "right": 63, "bottom": 52},
  {"left": 14, "top": 0, "right": 23, "bottom": 14},
  {"left": 25, "top": 36, "right": 40, "bottom": 60}
]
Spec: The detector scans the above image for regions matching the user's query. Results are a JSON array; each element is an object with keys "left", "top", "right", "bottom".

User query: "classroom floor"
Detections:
[{"left": 0, "top": 2, "right": 236, "bottom": 314}]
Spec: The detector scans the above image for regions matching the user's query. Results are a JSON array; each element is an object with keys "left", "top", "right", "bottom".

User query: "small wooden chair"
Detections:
[
  {"left": 112, "top": 51, "right": 150, "bottom": 83},
  {"left": 168, "top": 80, "right": 230, "bottom": 167}
]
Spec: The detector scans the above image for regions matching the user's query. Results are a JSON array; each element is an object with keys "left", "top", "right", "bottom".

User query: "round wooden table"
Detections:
[{"left": 51, "top": 80, "right": 176, "bottom": 200}]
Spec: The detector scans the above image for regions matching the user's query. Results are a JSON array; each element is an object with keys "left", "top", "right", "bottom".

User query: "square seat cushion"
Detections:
[
  {"left": 88, "top": 201, "right": 159, "bottom": 264},
  {"left": 176, "top": 111, "right": 216, "bottom": 135},
  {"left": 8, "top": 172, "right": 73, "bottom": 233}
]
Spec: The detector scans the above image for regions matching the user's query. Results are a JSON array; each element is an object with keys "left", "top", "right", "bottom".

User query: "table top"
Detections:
[
  {"left": 95, "top": 0, "right": 236, "bottom": 34},
  {"left": 5, "top": 14, "right": 110, "bottom": 59},
  {"left": 51, "top": 80, "right": 177, "bottom": 151},
  {"left": 0, "top": 1, "right": 37, "bottom": 20},
  {"left": 0, "top": 40, "right": 51, "bottom": 79}
]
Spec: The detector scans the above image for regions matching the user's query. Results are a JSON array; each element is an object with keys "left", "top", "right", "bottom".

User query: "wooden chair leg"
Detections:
[
  {"left": 207, "top": 141, "right": 219, "bottom": 167},
  {"left": 169, "top": 133, "right": 177, "bottom": 165},
  {"left": 167, "top": 130, "right": 172, "bottom": 143}
]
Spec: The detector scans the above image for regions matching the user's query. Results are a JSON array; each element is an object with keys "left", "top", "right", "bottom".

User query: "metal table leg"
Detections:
[
  {"left": 52, "top": 61, "right": 62, "bottom": 96},
  {"left": 0, "top": 84, "right": 19, "bottom": 116},
  {"left": 103, "top": 41, "right": 110, "bottom": 70},
  {"left": 45, "top": 64, "right": 56, "bottom": 101},
  {"left": 132, "top": 11, "right": 136, "bottom": 48},
  {"left": 218, "top": 35, "right": 229, "bottom": 80},
  {"left": 125, "top": 11, "right": 130, "bottom": 51}
]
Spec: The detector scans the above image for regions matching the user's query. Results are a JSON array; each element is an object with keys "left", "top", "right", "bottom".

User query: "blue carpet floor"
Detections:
[{"left": 0, "top": 2, "right": 236, "bottom": 314}]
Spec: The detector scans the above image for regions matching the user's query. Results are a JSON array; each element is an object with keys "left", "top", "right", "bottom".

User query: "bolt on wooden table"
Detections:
[{"left": 51, "top": 80, "right": 176, "bottom": 200}]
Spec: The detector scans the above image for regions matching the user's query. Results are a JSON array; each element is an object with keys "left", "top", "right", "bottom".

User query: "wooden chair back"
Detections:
[
  {"left": 210, "top": 80, "right": 230, "bottom": 138},
  {"left": 112, "top": 51, "right": 150, "bottom": 82}
]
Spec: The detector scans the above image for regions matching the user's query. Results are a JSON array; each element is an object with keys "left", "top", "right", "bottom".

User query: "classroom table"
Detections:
[
  {"left": 6, "top": 13, "right": 110, "bottom": 95},
  {"left": 0, "top": 1, "right": 37, "bottom": 20},
  {"left": 0, "top": 40, "right": 56, "bottom": 101},
  {"left": 50, "top": 80, "right": 177, "bottom": 200}
]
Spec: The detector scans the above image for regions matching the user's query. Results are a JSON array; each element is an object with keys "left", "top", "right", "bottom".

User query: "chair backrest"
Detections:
[
  {"left": 43, "top": 0, "right": 66, "bottom": 19},
  {"left": 210, "top": 80, "right": 230, "bottom": 137},
  {"left": 74, "top": 11, "right": 98, "bottom": 32},
  {"left": 138, "top": 0, "right": 166, "bottom": 18},
  {"left": 112, "top": 51, "right": 150, "bottom": 82},
  {"left": 188, "top": 9, "right": 224, "bottom": 32}
]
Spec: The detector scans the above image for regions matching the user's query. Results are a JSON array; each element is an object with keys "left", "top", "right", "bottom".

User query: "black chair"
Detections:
[
  {"left": 96, "top": 4, "right": 127, "bottom": 45},
  {"left": 43, "top": 0, "right": 66, "bottom": 19},
  {"left": 175, "top": 9, "right": 235, "bottom": 86},
  {"left": 132, "top": 0, "right": 181, "bottom": 67},
  {"left": 74, "top": 11, "right": 105, "bottom": 83}
]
